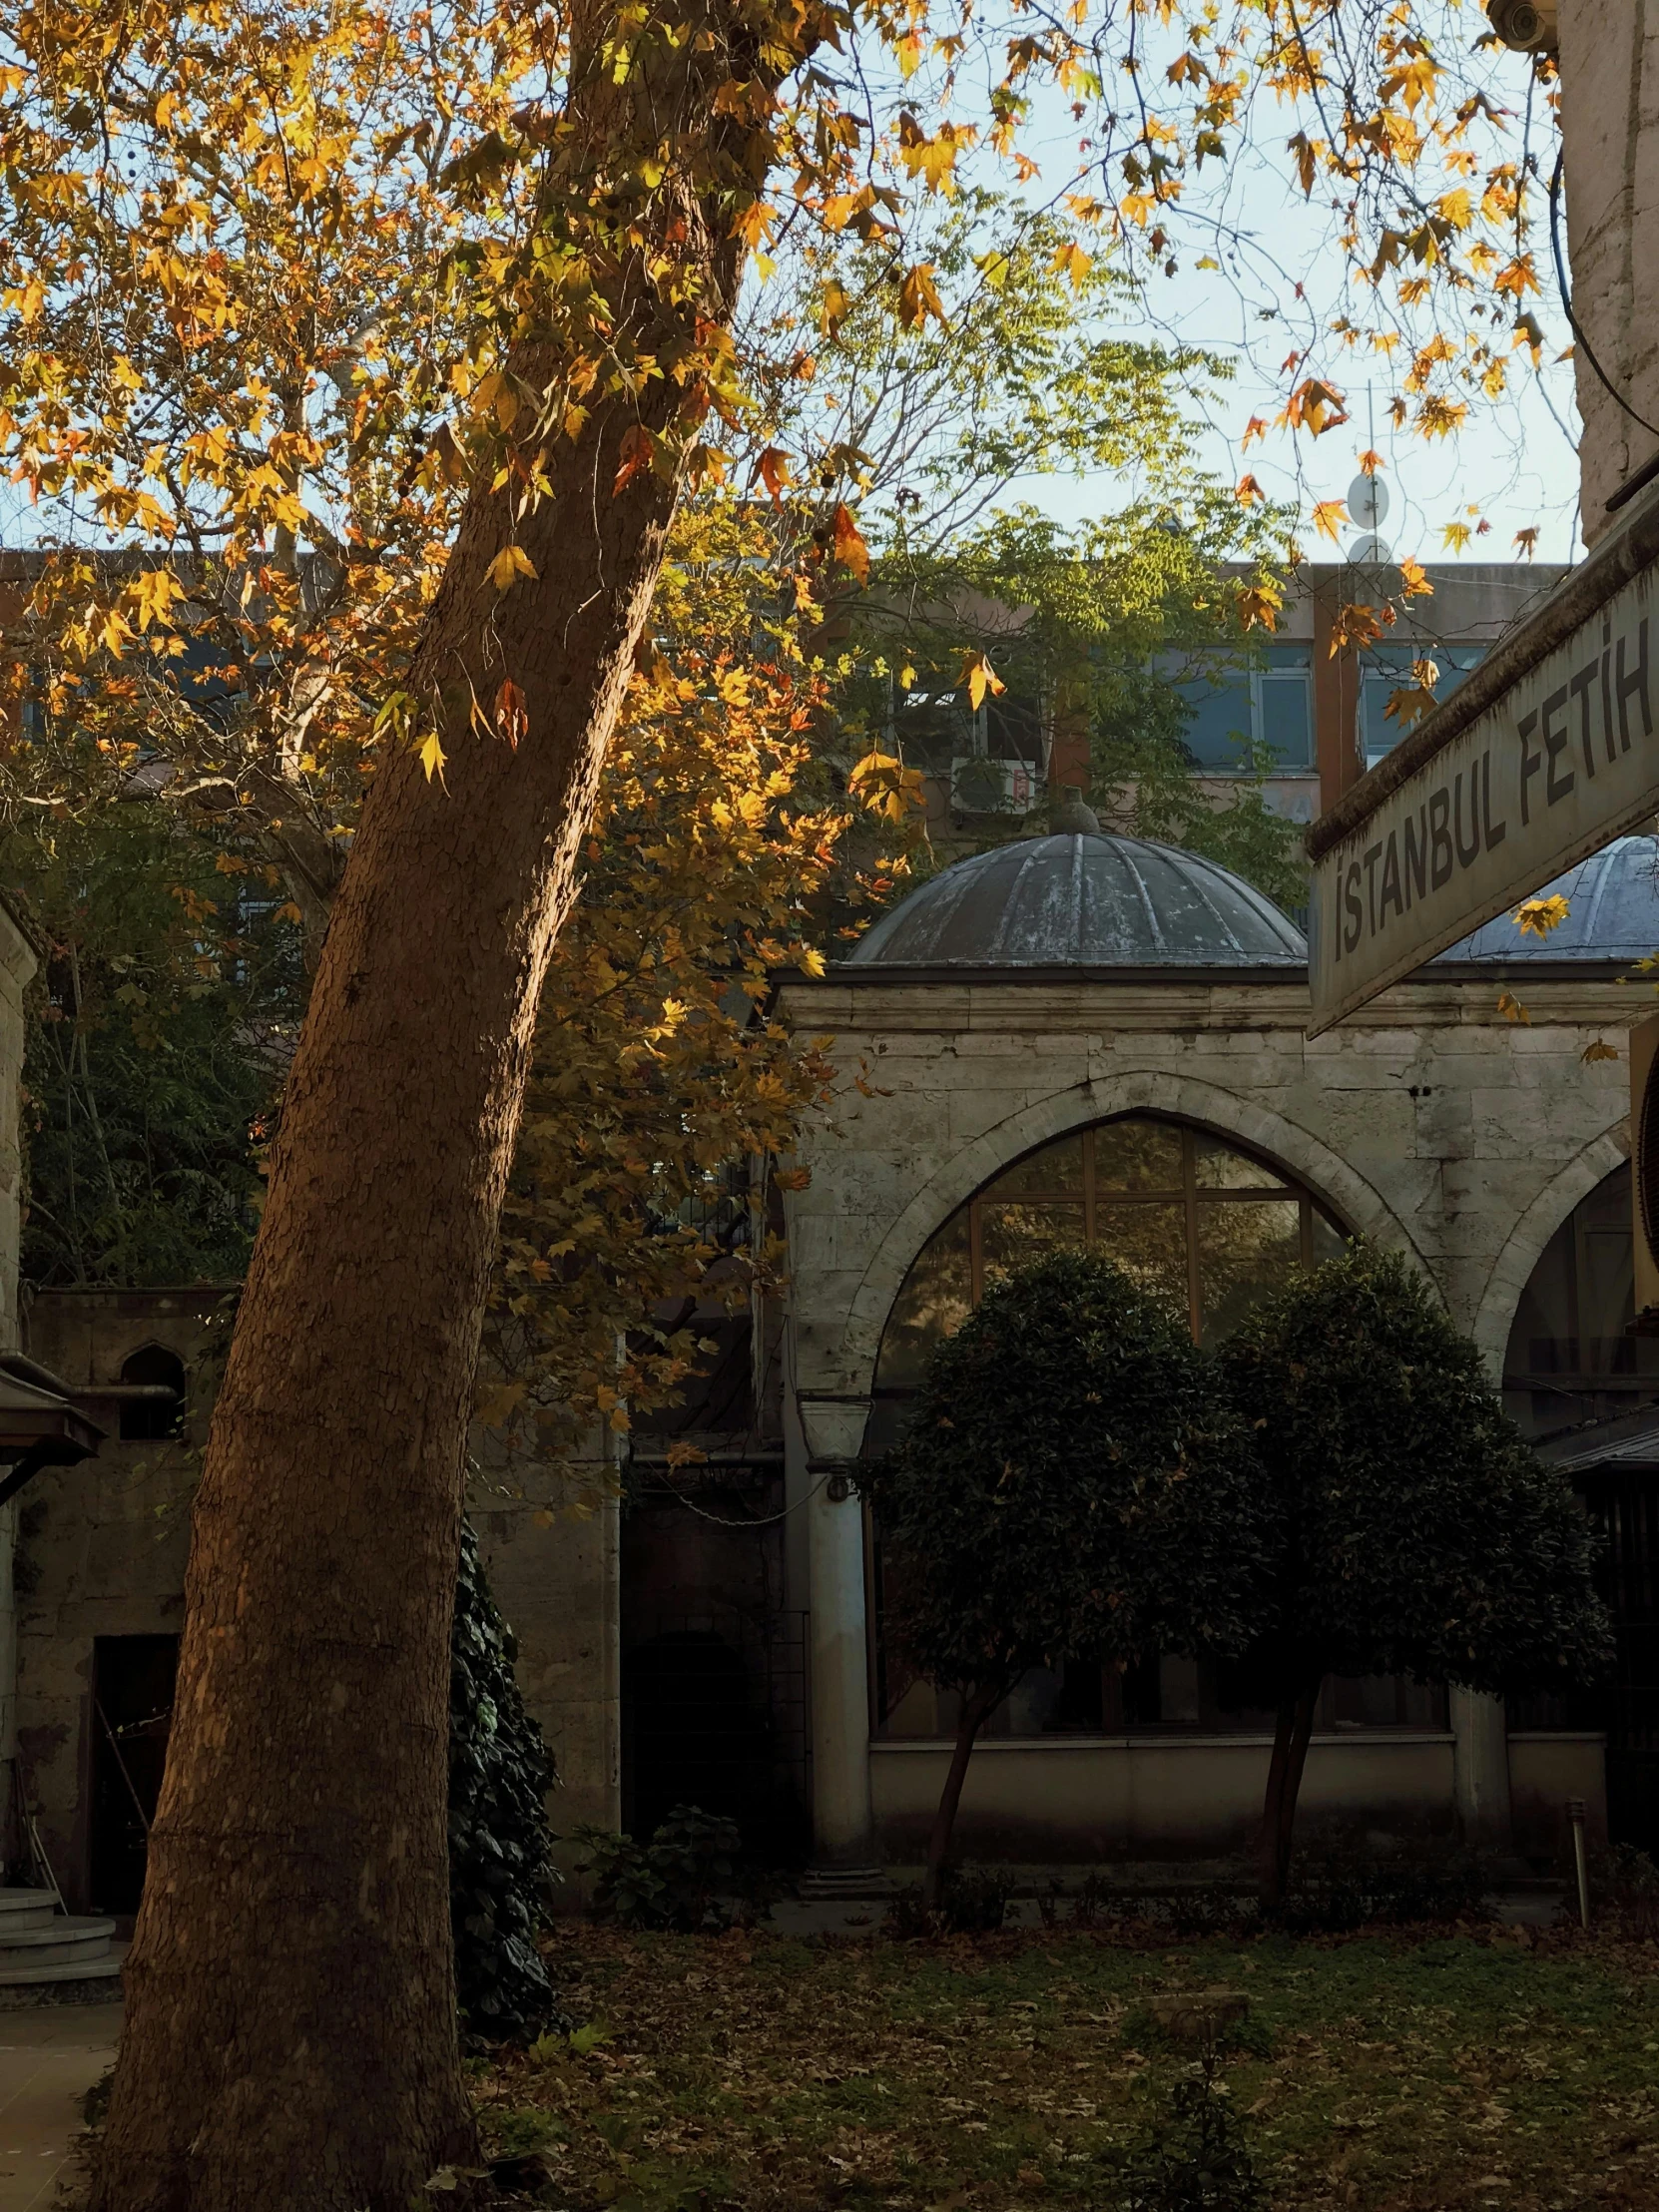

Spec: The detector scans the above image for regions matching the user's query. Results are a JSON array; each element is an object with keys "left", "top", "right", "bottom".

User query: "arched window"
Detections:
[
  {"left": 1502, "top": 1162, "right": 1659, "bottom": 1439},
  {"left": 872, "top": 1114, "right": 1347, "bottom": 1412},
  {"left": 863, "top": 1116, "right": 1431, "bottom": 1743},
  {"left": 118, "top": 1346, "right": 186, "bottom": 1442}
]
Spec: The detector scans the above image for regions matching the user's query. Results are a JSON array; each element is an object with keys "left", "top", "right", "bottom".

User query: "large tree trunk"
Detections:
[
  {"left": 90, "top": 9, "right": 796, "bottom": 2207},
  {"left": 1258, "top": 1677, "right": 1322, "bottom": 1914},
  {"left": 922, "top": 1683, "right": 1004, "bottom": 1912}
]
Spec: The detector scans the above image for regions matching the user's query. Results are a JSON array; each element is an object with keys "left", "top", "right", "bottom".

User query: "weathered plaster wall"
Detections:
[
  {"left": 1559, "top": 0, "right": 1659, "bottom": 538},
  {"left": 469, "top": 1471, "right": 621, "bottom": 1869}
]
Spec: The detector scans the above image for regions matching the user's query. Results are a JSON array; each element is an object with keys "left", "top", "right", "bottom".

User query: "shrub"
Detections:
[
  {"left": 1272, "top": 1836, "right": 1494, "bottom": 1934},
  {"left": 941, "top": 1865, "right": 1013, "bottom": 1932},
  {"left": 1095, "top": 2047, "right": 1264, "bottom": 2212},
  {"left": 1593, "top": 1843, "right": 1659, "bottom": 1939},
  {"left": 450, "top": 1520, "right": 562, "bottom": 2042},
  {"left": 576, "top": 1805, "right": 742, "bottom": 1931}
]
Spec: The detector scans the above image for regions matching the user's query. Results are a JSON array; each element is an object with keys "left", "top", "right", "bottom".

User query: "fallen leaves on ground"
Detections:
[{"left": 473, "top": 1922, "right": 1659, "bottom": 2210}]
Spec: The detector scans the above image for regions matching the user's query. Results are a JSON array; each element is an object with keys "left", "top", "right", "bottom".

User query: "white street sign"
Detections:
[{"left": 1309, "top": 540, "right": 1659, "bottom": 1036}]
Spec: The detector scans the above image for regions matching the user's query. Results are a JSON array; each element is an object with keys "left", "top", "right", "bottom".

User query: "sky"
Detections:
[
  {"left": 0, "top": 4, "right": 1583, "bottom": 572},
  {"left": 996, "top": 16, "right": 1584, "bottom": 569}
]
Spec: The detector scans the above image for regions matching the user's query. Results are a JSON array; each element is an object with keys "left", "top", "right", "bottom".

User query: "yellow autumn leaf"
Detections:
[
  {"left": 418, "top": 732, "right": 447, "bottom": 782},
  {"left": 1312, "top": 499, "right": 1347, "bottom": 544},
  {"left": 488, "top": 544, "right": 537, "bottom": 592},
  {"left": 958, "top": 649, "right": 1005, "bottom": 712},
  {"left": 1513, "top": 894, "right": 1570, "bottom": 939},
  {"left": 1582, "top": 1039, "right": 1620, "bottom": 1064}
]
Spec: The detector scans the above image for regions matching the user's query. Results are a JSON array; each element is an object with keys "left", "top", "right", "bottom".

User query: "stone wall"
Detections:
[
  {"left": 1559, "top": 1, "right": 1659, "bottom": 539},
  {"left": 14, "top": 1287, "right": 622, "bottom": 1907},
  {"left": 779, "top": 967, "right": 1632, "bottom": 1395},
  {"left": 13, "top": 1289, "right": 225, "bottom": 1908},
  {"left": 776, "top": 962, "right": 1627, "bottom": 1862}
]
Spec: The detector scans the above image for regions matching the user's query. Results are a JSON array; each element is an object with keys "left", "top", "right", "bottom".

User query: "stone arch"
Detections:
[
  {"left": 823, "top": 1067, "right": 1428, "bottom": 1394},
  {"left": 1470, "top": 1123, "right": 1632, "bottom": 1378}
]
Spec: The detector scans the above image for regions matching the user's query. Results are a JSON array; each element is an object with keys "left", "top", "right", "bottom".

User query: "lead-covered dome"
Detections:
[
  {"left": 845, "top": 830, "right": 1307, "bottom": 969},
  {"left": 1432, "top": 833, "right": 1659, "bottom": 963}
]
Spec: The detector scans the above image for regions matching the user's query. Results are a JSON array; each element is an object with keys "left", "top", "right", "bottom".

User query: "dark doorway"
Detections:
[
  {"left": 91, "top": 1634, "right": 178, "bottom": 1913},
  {"left": 623, "top": 1630, "right": 773, "bottom": 1847}
]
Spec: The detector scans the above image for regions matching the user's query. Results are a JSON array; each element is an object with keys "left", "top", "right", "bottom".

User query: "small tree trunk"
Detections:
[
  {"left": 89, "top": 8, "right": 802, "bottom": 2207},
  {"left": 1258, "top": 1678, "right": 1321, "bottom": 1913},
  {"left": 922, "top": 1684, "right": 1002, "bottom": 1911}
]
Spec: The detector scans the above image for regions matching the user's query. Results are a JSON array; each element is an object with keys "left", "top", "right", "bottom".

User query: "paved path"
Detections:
[{"left": 0, "top": 2004, "right": 121, "bottom": 2211}]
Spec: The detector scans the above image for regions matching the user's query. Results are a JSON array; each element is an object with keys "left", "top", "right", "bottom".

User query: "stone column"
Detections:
[
  {"left": 798, "top": 1392, "right": 880, "bottom": 1890},
  {"left": 1450, "top": 1685, "right": 1513, "bottom": 1850}
]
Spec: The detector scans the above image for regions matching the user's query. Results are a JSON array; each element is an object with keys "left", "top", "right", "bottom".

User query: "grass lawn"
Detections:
[{"left": 475, "top": 1921, "right": 1659, "bottom": 2212}]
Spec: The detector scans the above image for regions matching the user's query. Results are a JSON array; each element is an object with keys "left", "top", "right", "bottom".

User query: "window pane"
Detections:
[
  {"left": 1192, "top": 1132, "right": 1288, "bottom": 1191},
  {"left": 1092, "top": 1202, "right": 1189, "bottom": 1323},
  {"left": 1094, "top": 1118, "right": 1184, "bottom": 1194},
  {"left": 981, "top": 1201, "right": 1086, "bottom": 1284},
  {"left": 1259, "top": 671, "right": 1313, "bottom": 771},
  {"left": 1311, "top": 1209, "right": 1347, "bottom": 1266},
  {"left": 985, "top": 1133, "right": 1084, "bottom": 1199},
  {"left": 874, "top": 1209, "right": 972, "bottom": 1388},
  {"left": 1197, "top": 1198, "right": 1303, "bottom": 1346},
  {"left": 1175, "top": 668, "right": 1255, "bottom": 768}
]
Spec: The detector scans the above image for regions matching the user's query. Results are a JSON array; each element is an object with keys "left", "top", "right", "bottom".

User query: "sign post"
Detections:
[{"left": 1307, "top": 489, "right": 1659, "bottom": 1037}]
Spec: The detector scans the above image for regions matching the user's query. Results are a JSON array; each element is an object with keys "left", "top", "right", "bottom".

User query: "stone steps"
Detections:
[{"left": 0, "top": 1888, "right": 122, "bottom": 2004}]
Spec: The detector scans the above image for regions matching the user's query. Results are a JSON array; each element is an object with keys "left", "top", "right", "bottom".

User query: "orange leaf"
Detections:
[
  {"left": 830, "top": 503, "right": 869, "bottom": 585},
  {"left": 898, "top": 263, "right": 947, "bottom": 329},
  {"left": 755, "top": 446, "right": 792, "bottom": 504},
  {"left": 957, "top": 649, "right": 1005, "bottom": 711},
  {"left": 494, "top": 678, "right": 528, "bottom": 750},
  {"left": 613, "top": 423, "right": 655, "bottom": 496},
  {"left": 1312, "top": 498, "right": 1347, "bottom": 544}
]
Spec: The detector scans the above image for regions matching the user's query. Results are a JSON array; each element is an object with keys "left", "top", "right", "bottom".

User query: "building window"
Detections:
[
  {"left": 1503, "top": 1161, "right": 1659, "bottom": 1438},
  {"left": 871, "top": 1114, "right": 1345, "bottom": 1410},
  {"left": 864, "top": 1114, "right": 1415, "bottom": 1741},
  {"left": 1169, "top": 648, "right": 1314, "bottom": 774},
  {"left": 1359, "top": 644, "right": 1486, "bottom": 768},
  {"left": 891, "top": 680, "right": 1046, "bottom": 820}
]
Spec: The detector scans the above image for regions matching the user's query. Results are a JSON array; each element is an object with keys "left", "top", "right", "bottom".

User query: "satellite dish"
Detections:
[
  {"left": 1346, "top": 533, "right": 1391, "bottom": 564},
  {"left": 1347, "top": 474, "right": 1390, "bottom": 530}
]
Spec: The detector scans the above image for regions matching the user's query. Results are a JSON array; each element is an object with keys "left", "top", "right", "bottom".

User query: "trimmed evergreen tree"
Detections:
[
  {"left": 1220, "top": 1246, "right": 1614, "bottom": 1911},
  {"left": 858, "top": 1249, "right": 1265, "bottom": 1908},
  {"left": 449, "top": 1519, "right": 562, "bottom": 2041}
]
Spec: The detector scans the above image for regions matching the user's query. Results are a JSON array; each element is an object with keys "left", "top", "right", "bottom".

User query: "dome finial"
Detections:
[{"left": 1048, "top": 785, "right": 1100, "bottom": 835}]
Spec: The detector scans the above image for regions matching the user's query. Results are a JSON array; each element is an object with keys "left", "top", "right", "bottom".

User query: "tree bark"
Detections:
[
  {"left": 922, "top": 1683, "right": 1004, "bottom": 1912},
  {"left": 90, "top": 7, "right": 798, "bottom": 2206},
  {"left": 1258, "top": 1678, "right": 1321, "bottom": 1914}
]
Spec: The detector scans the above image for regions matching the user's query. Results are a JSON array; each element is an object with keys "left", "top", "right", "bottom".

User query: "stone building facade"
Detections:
[
  {"left": 8, "top": 826, "right": 1659, "bottom": 1906},
  {"left": 774, "top": 823, "right": 1656, "bottom": 1878},
  {"left": 12, "top": 1290, "right": 622, "bottom": 1911}
]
